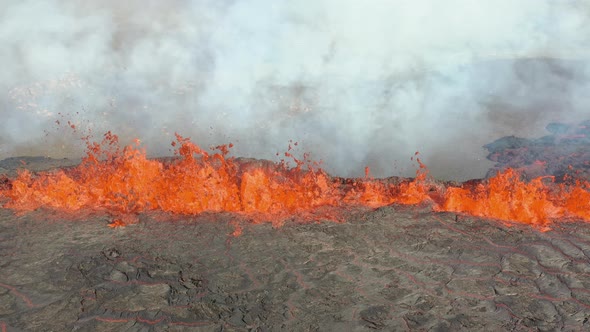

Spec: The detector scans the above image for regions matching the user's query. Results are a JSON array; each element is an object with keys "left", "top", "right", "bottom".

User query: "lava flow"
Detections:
[{"left": 1, "top": 131, "right": 590, "bottom": 229}]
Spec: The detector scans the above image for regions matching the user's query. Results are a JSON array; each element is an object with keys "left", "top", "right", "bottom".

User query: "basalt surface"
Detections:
[{"left": 1, "top": 159, "right": 590, "bottom": 331}]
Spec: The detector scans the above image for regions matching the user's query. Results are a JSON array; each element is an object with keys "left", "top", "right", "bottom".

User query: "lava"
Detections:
[
  {"left": 440, "top": 170, "right": 590, "bottom": 227},
  {"left": 1, "top": 131, "right": 590, "bottom": 229}
]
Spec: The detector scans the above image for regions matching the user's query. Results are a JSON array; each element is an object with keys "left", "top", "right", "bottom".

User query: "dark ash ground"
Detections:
[{"left": 2, "top": 158, "right": 590, "bottom": 332}]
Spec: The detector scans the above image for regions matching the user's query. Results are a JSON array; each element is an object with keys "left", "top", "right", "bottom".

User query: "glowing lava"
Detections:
[
  {"left": 1, "top": 131, "right": 590, "bottom": 229},
  {"left": 0, "top": 132, "right": 431, "bottom": 226}
]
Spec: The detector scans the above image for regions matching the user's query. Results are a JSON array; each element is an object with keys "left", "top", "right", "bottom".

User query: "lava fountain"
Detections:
[{"left": 1, "top": 131, "right": 590, "bottom": 231}]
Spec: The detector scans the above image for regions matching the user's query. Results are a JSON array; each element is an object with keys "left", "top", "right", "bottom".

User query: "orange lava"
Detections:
[
  {"left": 0, "top": 132, "right": 431, "bottom": 225},
  {"left": 1, "top": 131, "right": 590, "bottom": 229},
  {"left": 439, "top": 170, "right": 590, "bottom": 227}
]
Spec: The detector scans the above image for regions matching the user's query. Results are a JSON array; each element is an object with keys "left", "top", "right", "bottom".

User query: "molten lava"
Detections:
[
  {"left": 438, "top": 171, "right": 590, "bottom": 227},
  {"left": 1, "top": 131, "right": 590, "bottom": 229}
]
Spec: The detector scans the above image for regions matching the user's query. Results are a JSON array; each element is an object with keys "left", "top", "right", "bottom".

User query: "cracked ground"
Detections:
[{"left": 2, "top": 161, "right": 590, "bottom": 331}]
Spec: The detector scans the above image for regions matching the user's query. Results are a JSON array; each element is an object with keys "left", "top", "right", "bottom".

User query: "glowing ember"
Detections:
[{"left": 1, "top": 131, "right": 590, "bottom": 229}]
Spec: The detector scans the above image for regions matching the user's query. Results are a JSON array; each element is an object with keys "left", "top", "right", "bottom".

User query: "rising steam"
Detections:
[{"left": 1, "top": 0, "right": 589, "bottom": 180}]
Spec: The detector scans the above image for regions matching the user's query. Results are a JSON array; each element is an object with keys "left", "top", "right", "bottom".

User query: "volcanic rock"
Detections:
[
  {"left": 484, "top": 119, "right": 590, "bottom": 180},
  {"left": 2, "top": 152, "right": 590, "bottom": 330}
]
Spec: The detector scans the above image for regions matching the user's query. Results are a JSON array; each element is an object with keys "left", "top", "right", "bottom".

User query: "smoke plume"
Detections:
[{"left": 1, "top": 0, "right": 589, "bottom": 180}]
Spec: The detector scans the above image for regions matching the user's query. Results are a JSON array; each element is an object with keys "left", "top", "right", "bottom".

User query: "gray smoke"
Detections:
[{"left": 1, "top": 0, "right": 590, "bottom": 180}]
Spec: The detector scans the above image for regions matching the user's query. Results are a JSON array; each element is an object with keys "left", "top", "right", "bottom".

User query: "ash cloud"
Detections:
[{"left": 1, "top": 0, "right": 589, "bottom": 180}]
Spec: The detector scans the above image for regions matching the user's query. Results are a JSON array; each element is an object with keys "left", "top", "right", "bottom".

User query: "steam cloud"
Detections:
[{"left": 1, "top": 0, "right": 589, "bottom": 180}]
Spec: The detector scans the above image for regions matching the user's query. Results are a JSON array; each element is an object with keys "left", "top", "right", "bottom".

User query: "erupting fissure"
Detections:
[{"left": 1, "top": 131, "right": 590, "bottom": 230}]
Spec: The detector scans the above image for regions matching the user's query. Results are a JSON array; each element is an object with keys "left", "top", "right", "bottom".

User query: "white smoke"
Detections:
[{"left": 1, "top": 0, "right": 589, "bottom": 180}]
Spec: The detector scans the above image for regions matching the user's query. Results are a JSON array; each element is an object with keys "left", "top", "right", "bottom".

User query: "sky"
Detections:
[{"left": 1, "top": 0, "right": 590, "bottom": 179}]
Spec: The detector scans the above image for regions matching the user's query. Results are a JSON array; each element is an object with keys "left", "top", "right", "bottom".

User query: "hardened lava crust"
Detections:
[{"left": 1, "top": 158, "right": 590, "bottom": 331}]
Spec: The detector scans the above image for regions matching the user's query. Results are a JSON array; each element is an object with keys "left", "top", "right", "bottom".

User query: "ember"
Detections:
[{"left": 1, "top": 129, "right": 590, "bottom": 229}]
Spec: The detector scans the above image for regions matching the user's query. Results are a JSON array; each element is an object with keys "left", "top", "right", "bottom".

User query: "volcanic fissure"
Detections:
[{"left": 2, "top": 126, "right": 590, "bottom": 231}]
